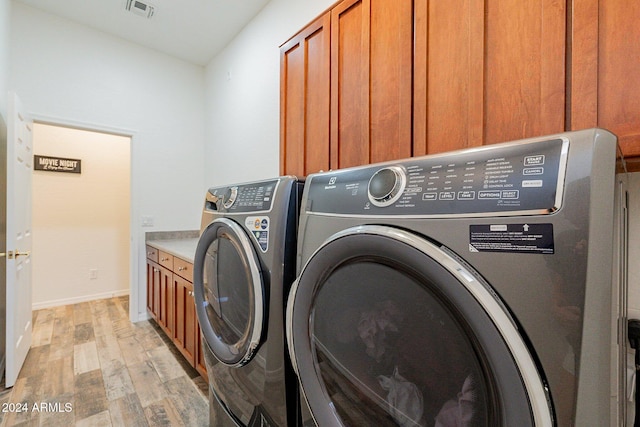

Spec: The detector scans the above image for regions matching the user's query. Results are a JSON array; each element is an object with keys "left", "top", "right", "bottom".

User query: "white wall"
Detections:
[
  {"left": 0, "top": 0, "right": 10, "bottom": 119},
  {"left": 204, "top": 0, "right": 335, "bottom": 186},
  {"left": 9, "top": 3, "right": 206, "bottom": 320},
  {"left": 32, "top": 124, "right": 130, "bottom": 308}
]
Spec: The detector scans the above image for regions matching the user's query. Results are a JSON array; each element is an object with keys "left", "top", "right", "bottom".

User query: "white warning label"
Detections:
[{"left": 469, "top": 223, "right": 554, "bottom": 254}]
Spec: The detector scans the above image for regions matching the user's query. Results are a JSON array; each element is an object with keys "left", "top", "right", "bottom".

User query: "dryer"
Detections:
[
  {"left": 286, "top": 129, "right": 628, "bottom": 426},
  {"left": 194, "top": 177, "right": 303, "bottom": 427}
]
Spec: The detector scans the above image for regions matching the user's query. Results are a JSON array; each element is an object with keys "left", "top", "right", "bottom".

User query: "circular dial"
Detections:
[
  {"left": 223, "top": 186, "right": 238, "bottom": 209},
  {"left": 367, "top": 166, "right": 406, "bottom": 207}
]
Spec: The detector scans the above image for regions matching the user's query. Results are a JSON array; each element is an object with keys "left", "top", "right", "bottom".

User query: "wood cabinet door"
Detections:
[
  {"left": 195, "top": 322, "right": 207, "bottom": 380},
  {"left": 174, "top": 275, "right": 196, "bottom": 365},
  {"left": 331, "top": 0, "right": 412, "bottom": 169},
  {"left": 414, "top": 0, "right": 566, "bottom": 155},
  {"left": 185, "top": 283, "right": 196, "bottom": 365},
  {"left": 570, "top": 0, "right": 640, "bottom": 169},
  {"left": 146, "top": 260, "right": 159, "bottom": 318},
  {"left": 280, "top": 12, "right": 331, "bottom": 176},
  {"left": 158, "top": 267, "right": 173, "bottom": 336},
  {"left": 146, "top": 260, "right": 152, "bottom": 315}
]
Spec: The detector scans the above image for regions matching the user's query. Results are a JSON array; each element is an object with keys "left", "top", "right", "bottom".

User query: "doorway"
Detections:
[{"left": 31, "top": 123, "right": 131, "bottom": 309}]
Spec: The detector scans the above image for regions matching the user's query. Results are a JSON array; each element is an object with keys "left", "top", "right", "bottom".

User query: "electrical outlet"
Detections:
[
  {"left": 89, "top": 269, "right": 98, "bottom": 280},
  {"left": 141, "top": 215, "right": 154, "bottom": 227}
]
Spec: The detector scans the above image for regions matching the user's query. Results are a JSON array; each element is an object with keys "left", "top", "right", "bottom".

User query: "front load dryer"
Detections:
[
  {"left": 194, "top": 177, "right": 303, "bottom": 427},
  {"left": 286, "top": 129, "right": 628, "bottom": 426}
]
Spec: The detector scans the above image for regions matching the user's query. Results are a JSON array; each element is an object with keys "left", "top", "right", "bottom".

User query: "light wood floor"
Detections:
[{"left": 0, "top": 296, "right": 209, "bottom": 426}]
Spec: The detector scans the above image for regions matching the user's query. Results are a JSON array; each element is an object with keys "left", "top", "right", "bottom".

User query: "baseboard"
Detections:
[{"left": 32, "top": 289, "right": 130, "bottom": 310}]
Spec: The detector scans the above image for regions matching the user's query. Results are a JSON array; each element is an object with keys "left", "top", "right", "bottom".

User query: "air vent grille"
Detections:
[{"left": 125, "top": 0, "right": 155, "bottom": 18}]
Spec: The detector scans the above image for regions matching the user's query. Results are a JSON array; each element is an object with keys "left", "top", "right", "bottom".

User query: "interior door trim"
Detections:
[{"left": 194, "top": 217, "right": 264, "bottom": 367}]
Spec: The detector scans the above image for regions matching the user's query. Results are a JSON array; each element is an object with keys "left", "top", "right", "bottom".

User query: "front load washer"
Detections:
[
  {"left": 194, "top": 177, "right": 303, "bottom": 427},
  {"left": 286, "top": 129, "right": 628, "bottom": 426}
]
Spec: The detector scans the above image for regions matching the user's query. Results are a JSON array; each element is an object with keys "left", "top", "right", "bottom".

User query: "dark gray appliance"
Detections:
[
  {"left": 286, "top": 129, "right": 628, "bottom": 426},
  {"left": 194, "top": 177, "right": 303, "bottom": 427}
]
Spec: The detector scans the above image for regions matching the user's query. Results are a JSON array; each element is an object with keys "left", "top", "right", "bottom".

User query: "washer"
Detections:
[
  {"left": 287, "top": 129, "right": 628, "bottom": 426},
  {"left": 194, "top": 177, "right": 303, "bottom": 427}
]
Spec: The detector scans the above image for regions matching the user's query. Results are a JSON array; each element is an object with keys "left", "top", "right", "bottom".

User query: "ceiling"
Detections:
[{"left": 14, "top": 0, "right": 271, "bottom": 66}]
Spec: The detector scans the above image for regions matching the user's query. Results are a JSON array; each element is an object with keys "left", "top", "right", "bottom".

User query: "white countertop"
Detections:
[{"left": 146, "top": 238, "right": 199, "bottom": 263}]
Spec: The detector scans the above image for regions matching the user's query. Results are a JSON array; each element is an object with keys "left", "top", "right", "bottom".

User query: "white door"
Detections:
[{"left": 4, "top": 92, "right": 33, "bottom": 387}]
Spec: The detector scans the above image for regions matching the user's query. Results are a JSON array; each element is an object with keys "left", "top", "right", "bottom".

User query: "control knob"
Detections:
[
  {"left": 367, "top": 166, "right": 406, "bottom": 207},
  {"left": 223, "top": 187, "right": 238, "bottom": 209}
]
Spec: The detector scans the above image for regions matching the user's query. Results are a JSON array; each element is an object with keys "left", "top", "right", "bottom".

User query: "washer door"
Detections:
[
  {"left": 287, "top": 225, "right": 553, "bottom": 427},
  {"left": 194, "top": 217, "right": 264, "bottom": 367}
]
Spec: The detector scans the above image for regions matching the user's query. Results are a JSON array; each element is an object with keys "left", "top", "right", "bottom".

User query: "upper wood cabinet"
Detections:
[
  {"left": 280, "top": 13, "right": 331, "bottom": 177},
  {"left": 413, "top": 0, "right": 566, "bottom": 155},
  {"left": 331, "top": 0, "right": 413, "bottom": 169},
  {"left": 570, "top": 0, "right": 640, "bottom": 170},
  {"left": 280, "top": 0, "right": 412, "bottom": 176},
  {"left": 281, "top": 0, "right": 640, "bottom": 174}
]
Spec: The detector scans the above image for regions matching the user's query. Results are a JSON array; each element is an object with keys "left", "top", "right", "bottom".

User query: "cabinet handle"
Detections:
[
  {"left": 161, "top": 257, "right": 168, "bottom": 262},
  {"left": 153, "top": 268, "right": 159, "bottom": 273},
  {"left": 188, "top": 291, "right": 194, "bottom": 296},
  {"left": 147, "top": 252, "right": 154, "bottom": 257},
  {"left": 178, "top": 266, "right": 186, "bottom": 271}
]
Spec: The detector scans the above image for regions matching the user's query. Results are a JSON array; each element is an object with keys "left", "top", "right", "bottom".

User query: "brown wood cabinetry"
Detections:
[
  {"left": 570, "top": 0, "right": 640, "bottom": 170},
  {"left": 158, "top": 265, "right": 173, "bottom": 336},
  {"left": 145, "top": 245, "right": 160, "bottom": 320},
  {"left": 146, "top": 260, "right": 160, "bottom": 320},
  {"left": 331, "top": 0, "right": 412, "bottom": 169},
  {"left": 280, "top": 0, "right": 412, "bottom": 176},
  {"left": 281, "top": 0, "right": 640, "bottom": 173},
  {"left": 413, "top": 0, "right": 566, "bottom": 154},
  {"left": 145, "top": 246, "right": 206, "bottom": 379},
  {"left": 280, "top": 12, "right": 331, "bottom": 177},
  {"left": 195, "top": 322, "right": 207, "bottom": 379},
  {"left": 173, "top": 275, "right": 196, "bottom": 364}
]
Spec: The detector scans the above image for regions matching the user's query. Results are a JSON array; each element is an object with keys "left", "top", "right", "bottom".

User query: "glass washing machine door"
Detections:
[
  {"left": 286, "top": 225, "right": 554, "bottom": 427},
  {"left": 194, "top": 217, "right": 265, "bottom": 368}
]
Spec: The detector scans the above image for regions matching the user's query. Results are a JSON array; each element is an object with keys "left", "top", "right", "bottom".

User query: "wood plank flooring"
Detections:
[{"left": 0, "top": 296, "right": 209, "bottom": 426}]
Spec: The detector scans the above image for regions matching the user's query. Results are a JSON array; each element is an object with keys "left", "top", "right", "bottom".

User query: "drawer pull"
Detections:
[{"left": 178, "top": 266, "right": 186, "bottom": 271}]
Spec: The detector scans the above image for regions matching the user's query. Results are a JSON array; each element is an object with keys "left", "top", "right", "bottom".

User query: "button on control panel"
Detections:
[{"left": 367, "top": 166, "right": 407, "bottom": 207}]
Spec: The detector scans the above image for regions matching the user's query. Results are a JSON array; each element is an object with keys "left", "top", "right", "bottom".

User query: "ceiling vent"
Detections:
[{"left": 125, "top": 0, "right": 155, "bottom": 18}]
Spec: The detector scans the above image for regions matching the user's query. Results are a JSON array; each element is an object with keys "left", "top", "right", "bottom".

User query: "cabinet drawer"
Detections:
[
  {"left": 174, "top": 257, "right": 193, "bottom": 282},
  {"left": 158, "top": 251, "right": 174, "bottom": 270},
  {"left": 146, "top": 245, "right": 158, "bottom": 263}
]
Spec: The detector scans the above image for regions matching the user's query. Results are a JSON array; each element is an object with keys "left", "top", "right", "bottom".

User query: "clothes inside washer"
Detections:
[
  {"left": 378, "top": 366, "right": 426, "bottom": 427},
  {"left": 310, "top": 260, "right": 489, "bottom": 426},
  {"left": 358, "top": 300, "right": 403, "bottom": 362},
  {"left": 434, "top": 375, "right": 476, "bottom": 427}
]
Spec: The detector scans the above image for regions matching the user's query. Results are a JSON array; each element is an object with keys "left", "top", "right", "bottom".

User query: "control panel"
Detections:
[
  {"left": 207, "top": 179, "right": 278, "bottom": 213},
  {"left": 305, "top": 138, "right": 568, "bottom": 216}
]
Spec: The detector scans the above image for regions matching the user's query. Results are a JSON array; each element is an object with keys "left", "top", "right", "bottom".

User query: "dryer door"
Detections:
[
  {"left": 287, "top": 225, "right": 553, "bottom": 427},
  {"left": 194, "top": 217, "right": 264, "bottom": 367}
]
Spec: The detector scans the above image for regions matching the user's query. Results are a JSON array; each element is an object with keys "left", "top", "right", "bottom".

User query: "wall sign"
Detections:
[{"left": 34, "top": 155, "right": 82, "bottom": 174}]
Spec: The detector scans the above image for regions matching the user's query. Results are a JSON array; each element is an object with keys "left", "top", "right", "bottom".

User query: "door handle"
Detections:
[{"left": 3, "top": 251, "right": 31, "bottom": 259}]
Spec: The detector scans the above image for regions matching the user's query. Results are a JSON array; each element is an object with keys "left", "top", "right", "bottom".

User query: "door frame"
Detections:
[{"left": 29, "top": 114, "right": 139, "bottom": 322}]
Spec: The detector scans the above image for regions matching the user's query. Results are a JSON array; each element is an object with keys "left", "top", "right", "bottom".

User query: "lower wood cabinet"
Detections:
[
  {"left": 173, "top": 275, "right": 196, "bottom": 363},
  {"left": 146, "top": 245, "right": 206, "bottom": 380}
]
